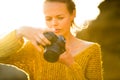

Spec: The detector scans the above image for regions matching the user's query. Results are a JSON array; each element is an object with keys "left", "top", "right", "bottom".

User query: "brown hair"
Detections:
[{"left": 44, "top": 0, "right": 76, "bottom": 14}]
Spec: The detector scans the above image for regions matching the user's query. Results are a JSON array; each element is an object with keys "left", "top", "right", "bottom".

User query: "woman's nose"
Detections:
[{"left": 51, "top": 19, "right": 58, "bottom": 26}]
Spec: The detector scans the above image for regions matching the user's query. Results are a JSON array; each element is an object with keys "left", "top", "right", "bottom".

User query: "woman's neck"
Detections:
[{"left": 64, "top": 32, "right": 77, "bottom": 48}]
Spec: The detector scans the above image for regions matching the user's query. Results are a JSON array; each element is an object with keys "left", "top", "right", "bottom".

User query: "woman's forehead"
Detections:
[
  {"left": 43, "top": 2, "right": 69, "bottom": 15},
  {"left": 43, "top": 2, "right": 67, "bottom": 11}
]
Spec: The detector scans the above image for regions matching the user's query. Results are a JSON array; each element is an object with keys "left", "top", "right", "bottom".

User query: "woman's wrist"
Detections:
[
  {"left": 66, "top": 60, "right": 75, "bottom": 67},
  {"left": 68, "top": 62, "right": 79, "bottom": 69}
]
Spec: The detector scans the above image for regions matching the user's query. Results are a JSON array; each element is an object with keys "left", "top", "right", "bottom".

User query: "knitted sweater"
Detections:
[{"left": 0, "top": 31, "right": 103, "bottom": 80}]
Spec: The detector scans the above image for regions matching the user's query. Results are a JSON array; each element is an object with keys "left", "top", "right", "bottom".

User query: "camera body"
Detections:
[{"left": 43, "top": 32, "right": 66, "bottom": 63}]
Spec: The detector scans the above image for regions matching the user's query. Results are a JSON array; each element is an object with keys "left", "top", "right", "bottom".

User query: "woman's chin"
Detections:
[{"left": 54, "top": 32, "right": 63, "bottom": 36}]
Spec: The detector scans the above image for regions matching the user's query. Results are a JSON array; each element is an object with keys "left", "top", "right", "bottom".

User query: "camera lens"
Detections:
[
  {"left": 44, "top": 50, "right": 60, "bottom": 62},
  {"left": 43, "top": 32, "right": 66, "bottom": 62}
]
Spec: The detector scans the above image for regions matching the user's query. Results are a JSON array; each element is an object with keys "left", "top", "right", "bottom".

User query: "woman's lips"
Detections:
[{"left": 54, "top": 29, "right": 61, "bottom": 33}]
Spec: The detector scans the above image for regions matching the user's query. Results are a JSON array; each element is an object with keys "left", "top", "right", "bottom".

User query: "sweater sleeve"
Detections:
[
  {"left": 67, "top": 43, "right": 103, "bottom": 80},
  {"left": 0, "top": 30, "right": 24, "bottom": 58},
  {"left": 85, "top": 44, "right": 103, "bottom": 80}
]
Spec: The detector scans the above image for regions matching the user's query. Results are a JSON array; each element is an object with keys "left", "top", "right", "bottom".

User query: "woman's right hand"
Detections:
[{"left": 16, "top": 26, "right": 51, "bottom": 52}]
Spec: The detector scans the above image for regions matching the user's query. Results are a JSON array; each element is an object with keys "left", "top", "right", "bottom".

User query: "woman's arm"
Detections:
[
  {"left": 68, "top": 44, "right": 103, "bottom": 80},
  {"left": 85, "top": 44, "right": 103, "bottom": 80},
  {"left": 59, "top": 48, "right": 87, "bottom": 80},
  {"left": 16, "top": 26, "right": 51, "bottom": 52},
  {"left": 0, "top": 30, "right": 24, "bottom": 58},
  {"left": 0, "top": 26, "right": 50, "bottom": 59},
  {"left": 60, "top": 43, "right": 103, "bottom": 80}
]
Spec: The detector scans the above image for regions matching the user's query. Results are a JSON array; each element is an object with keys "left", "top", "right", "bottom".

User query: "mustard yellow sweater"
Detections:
[{"left": 0, "top": 31, "right": 103, "bottom": 80}]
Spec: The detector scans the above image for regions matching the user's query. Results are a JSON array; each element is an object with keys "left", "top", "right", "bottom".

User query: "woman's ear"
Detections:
[
  {"left": 70, "top": 10, "right": 76, "bottom": 21},
  {"left": 73, "top": 9, "right": 76, "bottom": 17}
]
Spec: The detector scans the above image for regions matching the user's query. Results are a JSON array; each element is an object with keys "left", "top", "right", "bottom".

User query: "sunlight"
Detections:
[
  {"left": 0, "top": 0, "right": 103, "bottom": 38},
  {"left": 74, "top": 0, "right": 104, "bottom": 25}
]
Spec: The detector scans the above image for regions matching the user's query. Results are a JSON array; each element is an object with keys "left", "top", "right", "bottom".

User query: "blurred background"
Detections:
[
  {"left": 77, "top": 0, "right": 120, "bottom": 80},
  {"left": 0, "top": 0, "right": 120, "bottom": 80}
]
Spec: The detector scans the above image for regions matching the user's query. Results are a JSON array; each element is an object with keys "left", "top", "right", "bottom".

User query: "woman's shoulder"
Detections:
[
  {"left": 78, "top": 39, "right": 100, "bottom": 48},
  {"left": 73, "top": 39, "right": 101, "bottom": 57}
]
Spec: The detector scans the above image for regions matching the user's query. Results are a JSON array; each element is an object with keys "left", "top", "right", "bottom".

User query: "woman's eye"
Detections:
[
  {"left": 57, "top": 17, "right": 64, "bottom": 20},
  {"left": 45, "top": 17, "right": 52, "bottom": 21}
]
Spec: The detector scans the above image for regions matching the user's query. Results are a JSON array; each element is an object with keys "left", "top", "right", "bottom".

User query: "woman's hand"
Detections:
[
  {"left": 16, "top": 26, "right": 51, "bottom": 52},
  {"left": 58, "top": 48, "right": 74, "bottom": 67}
]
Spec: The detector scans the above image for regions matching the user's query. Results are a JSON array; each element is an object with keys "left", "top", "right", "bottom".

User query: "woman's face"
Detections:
[{"left": 43, "top": 2, "right": 75, "bottom": 36}]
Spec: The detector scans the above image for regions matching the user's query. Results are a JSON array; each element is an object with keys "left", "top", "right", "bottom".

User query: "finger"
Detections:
[
  {"left": 35, "top": 35, "right": 46, "bottom": 46},
  {"left": 38, "top": 34, "right": 51, "bottom": 45},
  {"left": 58, "top": 52, "right": 67, "bottom": 63}
]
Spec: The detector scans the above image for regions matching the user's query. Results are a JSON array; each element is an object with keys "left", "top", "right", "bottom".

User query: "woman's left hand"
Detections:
[{"left": 58, "top": 48, "right": 74, "bottom": 67}]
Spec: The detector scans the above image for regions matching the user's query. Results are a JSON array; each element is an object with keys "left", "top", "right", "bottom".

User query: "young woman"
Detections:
[{"left": 0, "top": 0, "right": 103, "bottom": 80}]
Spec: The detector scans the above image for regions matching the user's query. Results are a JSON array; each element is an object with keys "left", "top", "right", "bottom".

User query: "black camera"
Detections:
[{"left": 43, "top": 32, "right": 66, "bottom": 63}]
